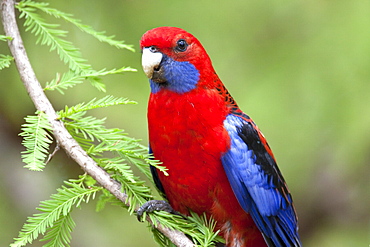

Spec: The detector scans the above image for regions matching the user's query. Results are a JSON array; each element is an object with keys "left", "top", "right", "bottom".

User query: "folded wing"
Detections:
[{"left": 221, "top": 114, "right": 301, "bottom": 247}]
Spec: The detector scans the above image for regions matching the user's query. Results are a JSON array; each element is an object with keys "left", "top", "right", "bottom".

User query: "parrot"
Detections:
[{"left": 138, "top": 26, "right": 301, "bottom": 247}]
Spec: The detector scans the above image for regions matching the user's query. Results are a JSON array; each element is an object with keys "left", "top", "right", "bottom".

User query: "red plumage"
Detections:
[{"left": 148, "top": 88, "right": 266, "bottom": 246}]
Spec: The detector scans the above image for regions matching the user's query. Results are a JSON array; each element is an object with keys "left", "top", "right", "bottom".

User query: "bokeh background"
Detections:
[{"left": 1, "top": 0, "right": 369, "bottom": 246}]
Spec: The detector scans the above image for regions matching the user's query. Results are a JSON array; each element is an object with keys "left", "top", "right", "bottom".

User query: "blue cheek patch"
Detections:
[{"left": 150, "top": 55, "right": 200, "bottom": 94}]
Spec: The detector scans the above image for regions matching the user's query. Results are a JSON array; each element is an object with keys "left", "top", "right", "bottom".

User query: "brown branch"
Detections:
[{"left": 0, "top": 0, "right": 193, "bottom": 246}]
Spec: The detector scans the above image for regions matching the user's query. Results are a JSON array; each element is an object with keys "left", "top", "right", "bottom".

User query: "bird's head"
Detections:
[{"left": 140, "top": 27, "right": 216, "bottom": 94}]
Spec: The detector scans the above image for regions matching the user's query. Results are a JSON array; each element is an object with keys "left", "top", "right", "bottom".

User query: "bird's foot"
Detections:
[{"left": 137, "top": 200, "right": 180, "bottom": 221}]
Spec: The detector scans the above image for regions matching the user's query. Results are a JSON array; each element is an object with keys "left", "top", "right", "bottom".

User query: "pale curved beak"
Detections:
[{"left": 142, "top": 48, "right": 163, "bottom": 79}]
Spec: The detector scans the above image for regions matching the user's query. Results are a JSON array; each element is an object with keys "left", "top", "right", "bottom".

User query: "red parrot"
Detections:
[{"left": 139, "top": 26, "right": 301, "bottom": 247}]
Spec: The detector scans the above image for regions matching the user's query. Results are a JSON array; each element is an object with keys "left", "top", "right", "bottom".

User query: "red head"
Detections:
[{"left": 140, "top": 27, "right": 218, "bottom": 94}]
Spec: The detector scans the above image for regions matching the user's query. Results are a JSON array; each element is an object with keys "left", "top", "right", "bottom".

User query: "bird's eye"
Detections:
[
  {"left": 175, "top": 39, "right": 188, "bottom": 52},
  {"left": 149, "top": 46, "right": 158, "bottom": 53}
]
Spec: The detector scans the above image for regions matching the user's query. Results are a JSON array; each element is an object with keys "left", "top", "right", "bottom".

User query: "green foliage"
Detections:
[
  {"left": 16, "top": 0, "right": 135, "bottom": 92},
  {"left": 16, "top": 1, "right": 92, "bottom": 73},
  {"left": 187, "top": 212, "right": 224, "bottom": 246},
  {"left": 19, "top": 111, "right": 53, "bottom": 171},
  {"left": 0, "top": 34, "right": 13, "bottom": 41},
  {"left": 56, "top": 95, "right": 165, "bottom": 214},
  {"left": 58, "top": 95, "right": 137, "bottom": 117},
  {"left": 0, "top": 54, "right": 13, "bottom": 70},
  {"left": 0, "top": 35, "right": 13, "bottom": 70},
  {"left": 147, "top": 211, "right": 224, "bottom": 247},
  {"left": 40, "top": 214, "right": 75, "bottom": 247},
  {"left": 11, "top": 177, "right": 102, "bottom": 247},
  {"left": 44, "top": 67, "right": 137, "bottom": 94},
  {"left": 17, "top": 1, "right": 134, "bottom": 51}
]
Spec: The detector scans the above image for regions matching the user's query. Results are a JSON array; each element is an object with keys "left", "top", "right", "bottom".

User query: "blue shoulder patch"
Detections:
[{"left": 150, "top": 54, "right": 199, "bottom": 94}]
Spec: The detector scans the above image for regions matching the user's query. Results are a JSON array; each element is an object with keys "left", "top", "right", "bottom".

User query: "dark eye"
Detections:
[
  {"left": 175, "top": 39, "right": 188, "bottom": 52},
  {"left": 149, "top": 46, "right": 158, "bottom": 53}
]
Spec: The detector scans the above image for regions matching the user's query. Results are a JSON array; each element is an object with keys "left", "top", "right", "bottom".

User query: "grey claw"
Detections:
[{"left": 137, "top": 200, "right": 177, "bottom": 221}]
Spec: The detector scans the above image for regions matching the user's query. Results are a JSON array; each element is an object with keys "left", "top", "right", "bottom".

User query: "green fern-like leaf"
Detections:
[
  {"left": 95, "top": 189, "right": 122, "bottom": 212},
  {"left": 10, "top": 180, "right": 102, "bottom": 247},
  {"left": 56, "top": 98, "right": 157, "bottom": 214},
  {"left": 57, "top": 96, "right": 169, "bottom": 207},
  {"left": 88, "top": 135, "right": 165, "bottom": 179},
  {"left": 151, "top": 227, "right": 176, "bottom": 247},
  {"left": 20, "top": 0, "right": 135, "bottom": 51},
  {"left": 19, "top": 112, "right": 53, "bottom": 171},
  {"left": 148, "top": 211, "right": 223, "bottom": 247},
  {"left": 0, "top": 36, "right": 14, "bottom": 69},
  {"left": 64, "top": 114, "right": 108, "bottom": 142},
  {"left": 44, "top": 67, "right": 136, "bottom": 94},
  {"left": 40, "top": 214, "right": 75, "bottom": 247},
  {"left": 16, "top": 2, "right": 92, "bottom": 74},
  {"left": 187, "top": 212, "right": 224, "bottom": 246},
  {"left": 0, "top": 34, "right": 13, "bottom": 41},
  {"left": 90, "top": 157, "right": 153, "bottom": 215},
  {"left": 17, "top": 1, "right": 136, "bottom": 92},
  {"left": 56, "top": 96, "right": 136, "bottom": 149},
  {"left": 147, "top": 211, "right": 196, "bottom": 247},
  {"left": 0, "top": 54, "right": 13, "bottom": 70},
  {"left": 43, "top": 71, "right": 84, "bottom": 94},
  {"left": 58, "top": 95, "right": 136, "bottom": 119},
  {"left": 114, "top": 174, "right": 152, "bottom": 214},
  {"left": 0, "top": 35, "right": 14, "bottom": 70},
  {"left": 99, "top": 156, "right": 137, "bottom": 183}
]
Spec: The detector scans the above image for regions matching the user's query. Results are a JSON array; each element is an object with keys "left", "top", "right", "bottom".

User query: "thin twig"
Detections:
[
  {"left": 45, "top": 140, "right": 60, "bottom": 164},
  {"left": 0, "top": 0, "right": 193, "bottom": 246}
]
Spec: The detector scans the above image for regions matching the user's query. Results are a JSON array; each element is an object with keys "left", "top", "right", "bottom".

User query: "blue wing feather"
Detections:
[{"left": 221, "top": 114, "right": 301, "bottom": 247}]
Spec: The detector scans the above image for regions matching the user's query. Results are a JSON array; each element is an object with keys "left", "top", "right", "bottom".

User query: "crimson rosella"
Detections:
[{"left": 139, "top": 26, "right": 301, "bottom": 247}]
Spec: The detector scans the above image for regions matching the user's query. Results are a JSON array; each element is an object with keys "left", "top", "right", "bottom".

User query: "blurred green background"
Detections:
[{"left": 1, "top": 0, "right": 369, "bottom": 246}]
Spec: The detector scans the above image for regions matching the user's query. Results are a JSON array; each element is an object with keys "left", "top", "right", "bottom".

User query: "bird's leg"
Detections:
[{"left": 137, "top": 200, "right": 182, "bottom": 221}]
